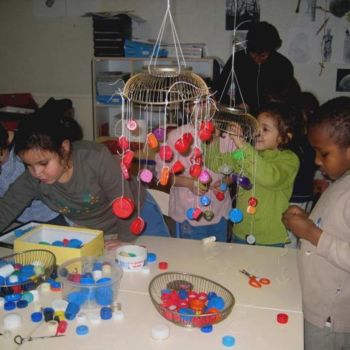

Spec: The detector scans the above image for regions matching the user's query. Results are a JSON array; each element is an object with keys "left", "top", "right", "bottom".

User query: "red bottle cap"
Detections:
[
  {"left": 200, "top": 120, "right": 215, "bottom": 133},
  {"left": 112, "top": 197, "right": 135, "bottom": 219},
  {"left": 183, "top": 132, "right": 194, "bottom": 145},
  {"left": 199, "top": 128, "right": 213, "bottom": 142},
  {"left": 174, "top": 138, "right": 190, "bottom": 154},
  {"left": 248, "top": 196, "right": 258, "bottom": 207},
  {"left": 190, "top": 163, "right": 202, "bottom": 178},
  {"left": 130, "top": 217, "right": 145, "bottom": 235},
  {"left": 215, "top": 191, "right": 225, "bottom": 201},
  {"left": 158, "top": 261, "right": 168, "bottom": 270},
  {"left": 277, "top": 313, "right": 289, "bottom": 324},
  {"left": 172, "top": 160, "right": 185, "bottom": 174},
  {"left": 118, "top": 136, "right": 129, "bottom": 151},
  {"left": 120, "top": 161, "right": 130, "bottom": 180},
  {"left": 159, "top": 145, "right": 173, "bottom": 162},
  {"left": 192, "top": 208, "right": 202, "bottom": 220},
  {"left": 122, "top": 150, "right": 134, "bottom": 169}
]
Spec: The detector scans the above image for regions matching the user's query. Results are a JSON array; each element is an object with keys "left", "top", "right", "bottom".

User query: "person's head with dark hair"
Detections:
[
  {"left": 14, "top": 113, "right": 82, "bottom": 184},
  {"left": 256, "top": 101, "right": 301, "bottom": 150},
  {"left": 246, "top": 21, "right": 282, "bottom": 65},
  {"left": 300, "top": 91, "right": 319, "bottom": 122},
  {"left": 308, "top": 96, "right": 350, "bottom": 180}
]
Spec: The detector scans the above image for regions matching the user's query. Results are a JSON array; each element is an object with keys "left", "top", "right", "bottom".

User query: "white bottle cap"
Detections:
[
  {"left": 30, "top": 290, "right": 39, "bottom": 302},
  {"left": 151, "top": 324, "right": 170, "bottom": 340},
  {"left": 52, "top": 299, "right": 68, "bottom": 311},
  {"left": 0, "top": 264, "right": 15, "bottom": 278},
  {"left": 113, "top": 310, "right": 125, "bottom": 321},
  {"left": 3, "top": 313, "right": 22, "bottom": 330},
  {"left": 202, "top": 236, "right": 216, "bottom": 244}
]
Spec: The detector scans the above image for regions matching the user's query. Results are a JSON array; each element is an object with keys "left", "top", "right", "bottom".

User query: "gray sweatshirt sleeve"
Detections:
[{"left": 0, "top": 171, "right": 38, "bottom": 233}]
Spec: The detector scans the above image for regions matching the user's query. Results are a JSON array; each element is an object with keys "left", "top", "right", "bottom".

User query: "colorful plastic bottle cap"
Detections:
[
  {"left": 220, "top": 182, "right": 228, "bottom": 192},
  {"left": 158, "top": 262, "right": 168, "bottom": 270},
  {"left": 88, "top": 313, "right": 101, "bottom": 325},
  {"left": 16, "top": 300, "right": 28, "bottom": 309},
  {"left": 246, "top": 205, "right": 256, "bottom": 215},
  {"left": 238, "top": 176, "right": 252, "bottom": 190},
  {"left": 189, "top": 163, "right": 202, "bottom": 178},
  {"left": 113, "top": 310, "right": 125, "bottom": 321},
  {"left": 199, "top": 128, "right": 213, "bottom": 141},
  {"left": 192, "top": 208, "right": 202, "bottom": 220},
  {"left": 248, "top": 196, "right": 258, "bottom": 207},
  {"left": 130, "top": 216, "right": 145, "bottom": 235},
  {"left": 147, "top": 133, "right": 159, "bottom": 149},
  {"left": 5, "top": 293, "right": 21, "bottom": 302},
  {"left": 76, "top": 325, "right": 89, "bottom": 336},
  {"left": 4, "top": 301, "right": 16, "bottom": 311},
  {"left": 120, "top": 161, "right": 130, "bottom": 180},
  {"left": 200, "top": 195, "right": 211, "bottom": 206},
  {"left": 126, "top": 119, "right": 138, "bottom": 131},
  {"left": 3, "top": 313, "right": 22, "bottom": 330},
  {"left": 159, "top": 145, "right": 173, "bottom": 162},
  {"left": 152, "top": 127, "right": 166, "bottom": 142},
  {"left": 245, "top": 234, "right": 256, "bottom": 245},
  {"left": 140, "top": 169, "right": 153, "bottom": 183},
  {"left": 30, "top": 290, "right": 39, "bottom": 302},
  {"left": 231, "top": 149, "right": 244, "bottom": 160},
  {"left": 147, "top": 252, "right": 157, "bottom": 263},
  {"left": 151, "top": 324, "right": 170, "bottom": 340},
  {"left": 172, "top": 160, "right": 185, "bottom": 174},
  {"left": 277, "top": 313, "right": 289, "bottom": 324},
  {"left": 200, "top": 324, "right": 213, "bottom": 333},
  {"left": 159, "top": 166, "right": 170, "bottom": 186},
  {"left": 174, "top": 138, "right": 190, "bottom": 154},
  {"left": 215, "top": 191, "right": 225, "bottom": 201},
  {"left": 183, "top": 132, "right": 193, "bottom": 145},
  {"left": 198, "top": 170, "right": 211, "bottom": 184},
  {"left": 112, "top": 197, "right": 135, "bottom": 219},
  {"left": 118, "top": 135, "right": 129, "bottom": 151},
  {"left": 122, "top": 150, "right": 134, "bottom": 168},
  {"left": 52, "top": 299, "right": 68, "bottom": 311},
  {"left": 200, "top": 120, "right": 215, "bottom": 133},
  {"left": 92, "top": 270, "right": 103, "bottom": 280},
  {"left": 31, "top": 311, "right": 43, "bottom": 323},
  {"left": 222, "top": 335, "right": 235, "bottom": 347},
  {"left": 100, "top": 307, "right": 113, "bottom": 320},
  {"left": 203, "top": 210, "right": 214, "bottom": 221},
  {"left": 229, "top": 208, "right": 243, "bottom": 223},
  {"left": 186, "top": 208, "right": 195, "bottom": 220}
]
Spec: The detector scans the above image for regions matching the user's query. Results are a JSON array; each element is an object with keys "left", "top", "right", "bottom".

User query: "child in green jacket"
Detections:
[{"left": 206, "top": 102, "right": 299, "bottom": 246}]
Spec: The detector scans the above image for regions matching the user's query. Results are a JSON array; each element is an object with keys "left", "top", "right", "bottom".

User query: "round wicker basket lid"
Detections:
[{"left": 123, "top": 66, "right": 210, "bottom": 105}]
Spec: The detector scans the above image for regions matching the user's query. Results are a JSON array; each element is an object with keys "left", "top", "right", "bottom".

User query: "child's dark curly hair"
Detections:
[
  {"left": 258, "top": 102, "right": 302, "bottom": 150},
  {"left": 308, "top": 96, "right": 350, "bottom": 149}
]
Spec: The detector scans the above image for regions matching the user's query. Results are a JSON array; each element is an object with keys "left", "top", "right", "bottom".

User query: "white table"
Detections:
[{"left": 0, "top": 237, "right": 304, "bottom": 350}]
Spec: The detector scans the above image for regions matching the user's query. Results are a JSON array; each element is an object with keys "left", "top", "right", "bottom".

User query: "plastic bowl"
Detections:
[
  {"left": 58, "top": 256, "right": 123, "bottom": 309},
  {"left": 116, "top": 245, "right": 147, "bottom": 271},
  {"left": 149, "top": 272, "right": 235, "bottom": 328}
]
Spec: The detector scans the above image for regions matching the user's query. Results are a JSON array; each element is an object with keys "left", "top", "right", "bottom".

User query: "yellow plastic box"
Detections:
[{"left": 14, "top": 224, "right": 104, "bottom": 265}]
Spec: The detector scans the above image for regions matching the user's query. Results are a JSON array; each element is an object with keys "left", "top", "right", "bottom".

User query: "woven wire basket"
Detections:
[
  {"left": 149, "top": 272, "right": 235, "bottom": 328},
  {"left": 0, "top": 249, "right": 56, "bottom": 296}
]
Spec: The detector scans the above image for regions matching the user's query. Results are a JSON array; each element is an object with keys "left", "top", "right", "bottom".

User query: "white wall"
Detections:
[{"left": 0, "top": 0, "right": 348, "bottom": 140}]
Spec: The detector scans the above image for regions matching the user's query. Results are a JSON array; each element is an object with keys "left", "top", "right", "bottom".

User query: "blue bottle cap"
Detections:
[
  {"left": 65, "top": 302, "right": 80, "bottom": 320},
  {"left": 207, "top": 296, "right": 225, "bottom": 311},
  {"left": 76, "top": 325, "right": 89, "bottom": 335},
  {"left": 4, "top": 300, "right": 16, "bottom": 311},
  {"left": 31, "top": 312, "right": 43, "bottom": 323},
  {"left": 21, "top": 292, "right": 34, "bottom": 304},
  {"left": 200, "top": 195, "right": 211, "bottom": 206},
  {"left": 52, "top": 240, "right": 64, "bottom": 247},
  {"left": 17, "top": 300, "right": 28, "bottom": 309},
  {"left": 5, "top": 293, "right": 21, "bottom": 302},
  {"left": 100, "top": 307, "right": 113, "bottom": 320},
  {"left": 93, "top": 262, "right": 103, "bottom": 271},
  {"left": 67, "top": 291, "right": 87, "bottom": 305},
  {"left": 219, "top": 182, "right": 228, "bottom": 192},
  {"left": 222, "top": 335, "right": 235, "bottom": 347},
  {"left": 200, "top": 324, "right": 213, "bottom": 333},
  {"left": 229, "top": 208, "right": 243, "bottom": 223},
  {"left": 147, "top": 252, "right": 157, "bottom": 263},
  {"left": 186, "top": 208, "right": 195, "bottom": 220},
  {"left": 67, "top": 239, "right": 83, "bottom": 248}
]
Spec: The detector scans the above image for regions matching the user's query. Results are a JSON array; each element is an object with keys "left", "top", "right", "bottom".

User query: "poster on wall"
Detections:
[
  {"left": 336, "top": 69, "right": 350, "bottom": 91},
  {"left": 225, "top": 0, "right": 260, "bottom": 31},
  {"left": 286, "top": 0, "right": 350, "bottom": 66}
]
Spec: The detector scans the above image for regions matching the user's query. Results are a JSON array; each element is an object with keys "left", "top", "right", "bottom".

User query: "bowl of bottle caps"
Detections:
[
  {"left": 149, "top": 272, "right": 235, "bottom": 328},
  {"left": 0, "top": 249, "right": 56, "bottom": 297},
  {"left": 58, "top": 256, "right": 123, "bottom": 309}
]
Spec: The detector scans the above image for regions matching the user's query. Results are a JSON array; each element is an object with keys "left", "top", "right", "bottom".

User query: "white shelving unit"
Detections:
[{"left": 92, "top": 57, "right": 215, "bottom": 139}]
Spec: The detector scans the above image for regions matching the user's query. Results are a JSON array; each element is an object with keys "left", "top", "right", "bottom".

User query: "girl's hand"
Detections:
[
  {"left": 282, "top": 206, "right": 321, "bottom": 246},
  {"left": 228, "top": 122, "right": 245, "bottom": 148}
]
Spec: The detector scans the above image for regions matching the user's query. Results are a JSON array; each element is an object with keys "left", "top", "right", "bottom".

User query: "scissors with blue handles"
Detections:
[
  {"left": 239, "top": 269, "right": 271, "bottom": 288},
  {"left": 14, "top": 334, "right": 64, "bottom": 345}
]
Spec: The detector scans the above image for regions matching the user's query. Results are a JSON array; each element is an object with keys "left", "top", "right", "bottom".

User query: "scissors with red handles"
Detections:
[{"left": 239, "top": 269, "right": 271, "bottom": 288}]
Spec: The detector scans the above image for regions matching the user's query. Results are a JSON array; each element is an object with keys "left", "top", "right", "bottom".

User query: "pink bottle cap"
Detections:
[
  {"left": 126, "top": 120, "right": 138, "bottom": 132},
  {"left": 198, "top": 170, "right": 211, "bottom": 184},
  {"left": 139, "top": 169, "right": 153, "bottom": 183}
]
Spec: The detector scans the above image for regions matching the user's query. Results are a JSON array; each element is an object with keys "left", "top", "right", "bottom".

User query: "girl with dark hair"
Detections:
[{"left": 0, "top": 113, "right": 169, "bottom": 242}]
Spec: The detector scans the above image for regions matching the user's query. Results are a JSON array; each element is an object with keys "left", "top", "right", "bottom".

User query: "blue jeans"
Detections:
[
  {"left": 232, "top": 235, "right": 285, "bottom": 248},
  {"left": 140, "top": 192, "right": 170, "bottom": 237},
  {"left": 177, "top": 217, "right": 228, "bottom": 242}
]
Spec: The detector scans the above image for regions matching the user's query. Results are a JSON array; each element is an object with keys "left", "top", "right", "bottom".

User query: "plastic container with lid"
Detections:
[
  {"left": 116, "top": 245, "right": 147, "bottom": 271},
  {"left": 58, "top": 256, "right": 123, "bottom": 309}
]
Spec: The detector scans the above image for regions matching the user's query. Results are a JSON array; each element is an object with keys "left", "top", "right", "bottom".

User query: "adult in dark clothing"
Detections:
[{"left": 214, "top": 21, "right": 294, "bottom": 115}]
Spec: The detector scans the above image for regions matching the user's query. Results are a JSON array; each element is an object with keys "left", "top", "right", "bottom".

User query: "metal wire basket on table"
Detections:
[
  {"left": 149, "top": 272, "right": 235, "bottom": 328},
  {"left": 0, "top": 249, "right": 56, "bottom": 297}
]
